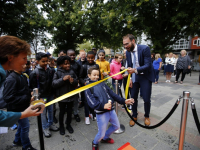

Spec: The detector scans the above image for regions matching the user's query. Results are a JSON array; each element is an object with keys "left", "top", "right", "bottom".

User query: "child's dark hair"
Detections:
[
  {"left": 59, "top": 50, "right": 67, "bottom": 55},
  {"left": 67, "top": 49, "right": 75, "bottom": 53},
  {"left": 36, "top": 52, "right": 48, "bottom": 60},
  {"left": 115, "top": 53, "right": 122, "bottom": 59},
  {"left": 48, "top": 57, "right": 55, "bottom": 61},
  {"left": 87, "top": 51, "right": 95, "bottom": 56},
  {"left": 88, "top": 67, "right": 99, "bottom": 75},
  {"left": 57, "top": 56, "right": 71, "bottom": 66}
]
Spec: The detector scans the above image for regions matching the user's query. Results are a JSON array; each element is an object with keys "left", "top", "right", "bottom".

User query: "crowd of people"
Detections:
[{"left": 0, "top": 34, "right": 199, "bottom": 150}]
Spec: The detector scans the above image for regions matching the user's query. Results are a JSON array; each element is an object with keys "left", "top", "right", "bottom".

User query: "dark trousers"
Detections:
[
  {"left": 123, "top": 77, "right": 130, "bottom": 99},
  {"left": 199, "top": 70, "right": 200, "bottom": 83},
  {"left": 130, "top": 75, "right": 152, "bottom": 118},
  {"left": 174, "top": 70, "right": 177, "bottom": 76},
  {"left": 176, "top": 69, "right": 186, "bottom": 81},
  {"left": 59, "top": 101, "right": 73, "bottom": 126},
  {"left": 154, "top": 69, "right": 160, "bottom": 82}
]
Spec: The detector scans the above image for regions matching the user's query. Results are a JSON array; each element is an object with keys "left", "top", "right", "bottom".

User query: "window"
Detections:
[
  {"left": 197, "top": 38, "right": 200, "bottom": 47},
  {"left": 193, "top": 40, "right": 197, "bottom": 45}
]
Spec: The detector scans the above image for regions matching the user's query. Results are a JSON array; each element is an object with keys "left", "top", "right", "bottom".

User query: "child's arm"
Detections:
[
  {"left": 105, "top": 84, "right": 126, "bottom": 104},
  {"left": 52, "top": 72, "right": 66, "bottom": 88},
  {"left": 70, "top": 72, "right": 78, "bottom": 87},
  {"left": 109, "top": 63, "right": 114, "bottom": 76},
  {"left": 3, "top": 77, "right": 29, "bottom": 105},
  {"left": 29, "top": 71, "right": 37, "bottom": 90},
  {"left": 84, "top": 89, "right": 105, "bottom": 110},
  {"left": 78, "top": 64, "right": 85, "bottom": 86}
]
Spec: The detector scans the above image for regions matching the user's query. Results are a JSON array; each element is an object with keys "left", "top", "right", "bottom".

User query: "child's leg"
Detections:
[
  {"left": 103, "top": 110, "right": 120, "bottom": 140},
  {"left": 66, "top": 101, "right": 73, "bottom": 126},
  {"left": 18, "top": 118, "right": 31, "bottom": 148},
  {"left": 73, "top": 95, "right": 79, "bottom": 115},
  {"left": 84, "top": 101, "right": 90, "bottom": 117},
  {"left": 46, "top": 95, "right": 54, "bottom": 127},
  {"left": 41, "top": 105, "right": 48, "bottom": 129},
  {"left": 93, "top": 112, "right": 110, "bottom": 144},
  {"left": 14, "top": 120, "right": 21, "bottom": 143},
  {"left": 58, "top": 102, "right": 67, "bottom": 126}
]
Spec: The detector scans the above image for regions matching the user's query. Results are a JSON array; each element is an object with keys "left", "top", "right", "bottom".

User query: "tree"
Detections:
[
  {"left": 77, "top": 40, "right": 94, "bottom": 52},
  {"left": 0, "top": 0, "right": 33, "bottom": 42}
]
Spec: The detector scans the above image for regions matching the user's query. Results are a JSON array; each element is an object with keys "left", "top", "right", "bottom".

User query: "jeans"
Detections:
[
  {"left": 176, "top": 69, "right": 186, "bottom": 81},
  {"left": 14, "top": 118, "right": 31, "bottom": 148},
  {"left": 112, "top": 79, "right": 122, "bottom": 95},
  {"left": 41, "top": 95, "right": 54, "bottom": 129},
  {"left": 59, "top": 101, "right": 73, "bottom": 126},
  {"left": 154, "top": 69, "right": 160, "bottom": 82},
  {"left": 93, "top": 110, "right": 120, "bottom": 144}
]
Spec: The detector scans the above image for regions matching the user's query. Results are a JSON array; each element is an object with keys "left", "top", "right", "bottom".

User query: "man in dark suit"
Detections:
[{"left": 123, "top": 34, "right": 155, "bottom": 126}]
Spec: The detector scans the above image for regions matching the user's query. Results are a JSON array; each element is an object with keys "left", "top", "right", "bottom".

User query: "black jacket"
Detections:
[
  {"left": 52, "top": 68, "right": 78, "bottom": 102},
  {"left": 70, "top": 61, "right": 85, "bottom": 86},
  {"left": 29, "top": 65, "right": 55, "bottom": 98},
  {"left": 77, "top": 58, "right": 87, "bottom": 66},
  {"left": 3, "top": 72, "right": 31, "bottom": 112},
  {"left": 82, "top": 62, "right": 99, "bottom": 82}
]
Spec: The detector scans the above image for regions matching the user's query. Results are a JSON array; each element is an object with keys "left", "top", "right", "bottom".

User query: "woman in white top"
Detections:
[
  {"left": 172, "top": 54, "right": 178, "bottom": 77},
  {"left": 165, "top": 52, "right": 175, "bottom": 82}
]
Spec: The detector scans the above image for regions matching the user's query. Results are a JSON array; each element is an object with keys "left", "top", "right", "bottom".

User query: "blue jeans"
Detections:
[
  {"left": 93, "top": 110, "right": 120, "bottom": 144},
  {"left": 41, "top": 95, "right": 54, "bottom": 129},
  {"left": 154, "top": 69, "right": 160, "bottom": 82},
  {"left": 14, "top": 118, "right": 31, "bottom": 148},
  {"left": 112, "top": 79, "right": 122, "bottom": 94}
]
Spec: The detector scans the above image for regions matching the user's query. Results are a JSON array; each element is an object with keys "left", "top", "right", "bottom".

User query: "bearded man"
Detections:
[{"left": 123, "top": 34, "right": 155, "bottom": 126}]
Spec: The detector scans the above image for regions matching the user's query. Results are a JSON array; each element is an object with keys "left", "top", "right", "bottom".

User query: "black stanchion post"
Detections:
[
  {"left": 114, "top": 80, "right": 125, "bottom": 134},
  {"left": 37, "top": 115, "right": 45, "bottom": 150},
  {"left": 178, "top": 91, "right": 190, "bottom": 150}
]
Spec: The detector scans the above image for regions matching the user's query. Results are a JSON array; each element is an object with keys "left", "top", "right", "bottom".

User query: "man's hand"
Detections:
[
  {"left": 69, "top": 77, "right": 74, "bottom": 83},
  {"left": 127, "top": 67, "right": 136, "bottom": 74},
  {"left": 125, "top": 98, "right": 134, "bottom": 105},
  {"left": 104, "top": 102, "right": 112, "bottom": 110},
  {"left": 63, "top": 75, "right": 71, "bottom": 81},
  {"left": 20, "top": 105, "right": 43, "bottom": 119}
]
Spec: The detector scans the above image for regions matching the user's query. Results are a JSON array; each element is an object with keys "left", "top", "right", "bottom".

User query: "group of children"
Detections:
[{"left": 3, "top": 48, "right": 134, "bottom": 150}]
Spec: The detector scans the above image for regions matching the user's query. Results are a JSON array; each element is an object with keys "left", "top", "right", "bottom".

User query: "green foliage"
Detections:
[{"left": 77, "top": 40, "right": 94, "bottom": 52}]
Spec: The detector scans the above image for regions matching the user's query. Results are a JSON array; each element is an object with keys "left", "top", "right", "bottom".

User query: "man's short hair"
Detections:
[
  {"left": 122, "top": 34, "right": 136, "bottom": 41},
  {"left": 88, "top": 66, "right": 99, "bottom": 75},
  {"left": 0, "top": 36, "right": 31, "bottom": 64}
]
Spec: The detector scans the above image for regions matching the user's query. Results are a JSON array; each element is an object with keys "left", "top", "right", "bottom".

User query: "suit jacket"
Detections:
[{"left": 126, "top": 44, "right": 155, "bottom": 82}]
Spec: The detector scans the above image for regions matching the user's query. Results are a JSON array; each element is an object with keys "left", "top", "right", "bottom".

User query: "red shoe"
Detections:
[
  {"left": 101, "top": 138, "right": 115, "bottom": 144},
  {"left": 92, "top": 141, "right": 99, "bottom": 150}
]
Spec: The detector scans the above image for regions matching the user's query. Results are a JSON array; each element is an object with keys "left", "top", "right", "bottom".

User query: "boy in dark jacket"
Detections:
[
  {"left": 84, "top": 67, "right": 134, "bottom": 150},
  {"left": 29, "top": 52, "right": 59, "bottom": 138},
  {"left": 67, "top": 49, "right": 84, "bottom": 122},
  {"left": 3, "top": 65, "right": 36, "bottom": 150},
  {"left": 82, "top": 51, "right": 100, "bottom": 125},
  {"left": 52, "top": 56, "right": 78, "bottom": 135}
]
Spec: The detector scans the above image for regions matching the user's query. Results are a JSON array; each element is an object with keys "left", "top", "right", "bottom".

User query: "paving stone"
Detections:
[{"left": 154, "top": 130, "right": 177, "bottom": 146}]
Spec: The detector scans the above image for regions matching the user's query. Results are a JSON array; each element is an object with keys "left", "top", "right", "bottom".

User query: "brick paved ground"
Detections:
[{"left": 0, "top": 71, "right": 200, "bottom": 150}]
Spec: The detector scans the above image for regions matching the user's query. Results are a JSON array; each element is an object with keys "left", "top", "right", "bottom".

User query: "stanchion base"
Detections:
[{"left": 108, "top": 124, "right": 125, "bottom": 134}]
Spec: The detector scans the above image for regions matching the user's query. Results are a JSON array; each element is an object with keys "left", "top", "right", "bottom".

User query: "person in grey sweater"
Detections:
[{"left": 175, "top": 50, "right": 191, "bottom": 84}]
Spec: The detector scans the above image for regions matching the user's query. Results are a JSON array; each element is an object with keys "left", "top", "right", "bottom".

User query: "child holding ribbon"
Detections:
[{"left": 84, "top": 67, "right": 134, "bottom": 150}]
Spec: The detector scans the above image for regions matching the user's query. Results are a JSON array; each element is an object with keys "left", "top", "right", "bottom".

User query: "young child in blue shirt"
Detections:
[{"left": 84, "top": 67, "right": 134, "bottom": 150}]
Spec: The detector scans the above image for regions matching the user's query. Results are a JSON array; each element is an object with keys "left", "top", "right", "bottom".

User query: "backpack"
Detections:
[{"left": 0, "top": 81, "right": 7, "bottom": 109}]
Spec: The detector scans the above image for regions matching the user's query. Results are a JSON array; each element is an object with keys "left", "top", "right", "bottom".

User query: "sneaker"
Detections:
[
  {"left": 101, "top": 138, "right": 115, "bottom": 144},
  {"left": 85, "top": 117, "right": 90, "bottom": 125},
  {"left": 172, "top": 75, "right": 175, "bottom": 77},
  {"left": 49, "top": 123, "right": 59, "bottom": 131},
  {"left": 13, "top": 140, "right": 22, "bottom": 147},
  {"left": 43, "top": 128, "right": 51, "bottom": 138},
  {"left": 93, "top": 117, "right": 96, "bottom": 121},
  {"left": 165, "top": 80, "right": 168, "bottom": 82},
  {"left": 92, "top": 141, "right": 99, "bottom": 150},
  {"left": 89, "top": 114, "right": 93, "bottom": 119},
  {"left": 22, "top": 145, "right": 37, "bottom": 150},
  {"left": 74, "top": 114, "right": 81, "bottom": 122},
  {"left": 10, "top": 124, "right": 17, "bottom": 130},
  {"left": 66, "top": 125, "right": 74, "bottom": 134},
  {"left": 168, "top": 80, "right": 171, "bottom": 82}
]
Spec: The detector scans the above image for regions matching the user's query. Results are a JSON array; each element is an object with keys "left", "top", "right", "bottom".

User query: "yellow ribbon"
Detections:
[
  {"left": 45, "top": 69, "right": 128, "bottom": 107},
  {"left": 125, "top": 74, "right": 132, "bottom": 113}
]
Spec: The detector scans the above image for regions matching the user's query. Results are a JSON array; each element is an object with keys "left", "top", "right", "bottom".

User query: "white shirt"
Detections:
[{"left": 165, "top": 57, "right": 176, "bottom": 65}]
